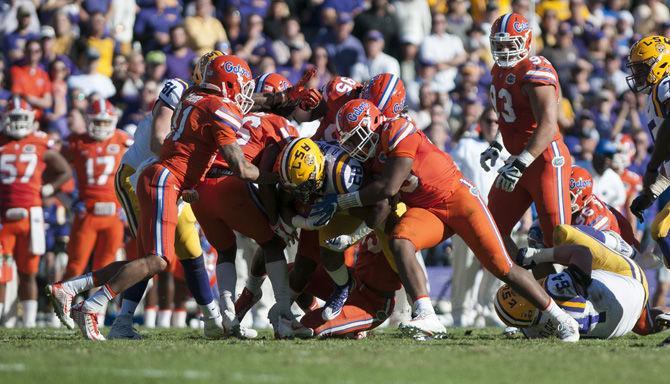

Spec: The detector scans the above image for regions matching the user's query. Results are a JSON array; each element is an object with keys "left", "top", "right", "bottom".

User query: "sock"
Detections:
[
  {"left": 21, "top": 300, "right": 37, "bottom": 328},
  {"left": 246, "top": 273, "right": 266, "bottom": 296},
  {"left": 144, "top": 306, "right": 157, "bottom": 328},
  {"left": 216, "top": 262, "right": 237, "bottom": 313},
  {"left": 200, "top": 299, "right": 221, "bottom": 320},
  {"left": 413, "top": 296, "right": 435, "bottom": 317},
  {"left": 157, "top": 309, "right": 172, "bottom": 328},
  {"left": 84, "top": 284, "right": 117, "bottom": 313},
  {"left": 180, "top": 256, "right": 214, "bottom": 305},
  {"left": 120, "top": 299, "right": 140, "bottom": 317},
  {"left": 327, "top": 264, "right": 350, "bottom": 287},
  {"left": 97, "top": 312, "right": 106, "bottom": 327},
  {"left": 120, "top": 279, "right": 149, "bottom": 316},
  {"left": 172, "top": 309, "right": 187, "bottom": 328},
  {"left": 542, "top": 299, "right": 566, "bottom": 322},
  {"left": 62, "top": 272, "right": 94, "bottom": 295},
  {"left": 266, "top": 259, "right": 291, "bottom": 314}
]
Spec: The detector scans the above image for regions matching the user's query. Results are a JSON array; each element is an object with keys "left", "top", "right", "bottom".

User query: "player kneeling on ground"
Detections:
[{"left": 501, "top": 224, "right": 670, "bottom": 338}]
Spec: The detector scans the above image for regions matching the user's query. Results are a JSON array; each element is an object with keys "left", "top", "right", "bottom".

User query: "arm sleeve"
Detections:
[
  {"left": 384, "top": 121, "right": 420, "bottom": 159},
  {"left": 522, "top": 57, "right": 559, "bottom": 88},
  {"left": 211, "top": 106, "right": 241, "bottom": 147}
]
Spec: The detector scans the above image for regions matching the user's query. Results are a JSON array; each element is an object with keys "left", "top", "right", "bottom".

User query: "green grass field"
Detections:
[{"left": 1, "top": 327, "right": 669, "bottom": 384}]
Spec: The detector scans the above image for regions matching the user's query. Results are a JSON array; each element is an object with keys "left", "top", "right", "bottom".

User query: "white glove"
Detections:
[
  {"left": 480, "top": 141, "right": 503, "bottom": 172},
  {"left": 494, "top": 151, "right": 535, "bottom": 192},
  {"left": 41, "top": 183, "right": 55, "bottom": 198},
  {"left": 323, "top": 222, "right": 373, "bottom": 252},
  {"left": 271, "top": 217, "right": 298, "bottom": 246}
]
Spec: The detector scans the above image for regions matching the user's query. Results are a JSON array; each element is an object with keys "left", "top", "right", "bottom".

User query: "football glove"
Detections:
[
  {"left": 630, "top": 190, "right": 655, "bottom": 222},
  {"left": 495, "top": 158, "right": 527, "bottom": 192},
  {"left": 41, "top": 183, "right": 55, "bottom": 198},
  {"left": 271, "top": 217, "right": 298, "bottom": 246},
  {"left": 180, "top": 189, "right": 199, "bottom": 203},
  {"left": 307, "top": 194, "right": 338, "bottom": 228},
  {"left": 479, "top": 141, "right": 503, "bottom": 172}
]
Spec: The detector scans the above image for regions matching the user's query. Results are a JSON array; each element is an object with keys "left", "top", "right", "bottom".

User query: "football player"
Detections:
[
  {"left": 480, "top": 12, "right": 572, "bottom": 252},
  {"left": 569, "top": 165, "right": 638, "bottom": 247},
  {"left": 60, "top": 99, "right": 131, "bottom": 324},
  {"left": 63, "top": 55, "right": 275, "bottom": 341},
  {"left": 626, "top": 36, "right": 670, "bottom": 266},
  {"left": 47, "top": 52, "right": 232, "bottom": 339},
  {"left": 500, "top": 224, "right": 662, "bottom": 339},
  {"left": 190, "top": 72, "right": 313, "bottom": 338},
  {"left": 0, "top": 96, "right": 71, "bottom": 327},
  {"left": 309, "top": 99, "right": 580, "bottom": 341}
]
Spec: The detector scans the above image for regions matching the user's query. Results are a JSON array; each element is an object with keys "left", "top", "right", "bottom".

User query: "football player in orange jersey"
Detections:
[
  {"left": 569, "top": 166, "right": 638, "bottom": 248},
  {"left": 0, "top": 96, "right": 71, "bottom": 327},
  {"left": 612, "top": 133, "right": 643, "bottom": 228},
  {"left": 309, "top": 99, "right": 580, "bottom": 341},
  {"left": 480, "top": 12, "right": 572, "bottom": 253},
  {"left": 62, "top": 55, "right": 277, "bottom": 340},
  {"left": 190, "top": 72, "right": 311, "bottom": 338}
]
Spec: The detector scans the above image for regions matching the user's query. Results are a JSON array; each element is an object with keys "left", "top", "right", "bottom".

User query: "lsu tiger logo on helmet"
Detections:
[
  {"left": 278, "top": 137, "right": 326, "bottom": 202},
  {"left": 335, "top": 99, "right": 384, "bottom": 162},
  {"left": 360, "top": 73, "right": 406, "bottom": 118},
  {"left": 569, "top": 166, "right": 593, "bottom": 214},
  {"left": 627, "top": 35, "right": 670, "bottom": 94},
  {"left": 255, "top": 73, "right": 292, "bottom": 93},
  {"left": 3, "top": 95, "right": 36, "bottom": 139},
  {"left": 490, "top": 13, "right": 532, "bottom": 68},
  {"left": 494, "top": 282, "right": 541, "bottom": 327}
]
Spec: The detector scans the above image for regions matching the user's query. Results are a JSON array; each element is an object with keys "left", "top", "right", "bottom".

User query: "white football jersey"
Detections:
[
  {"left": 316, "top": 141, "right": 364, "bottom": 195},
  {"left": 645, "top": 77, "right": 670, "bottom": 174},
  {"left": 121, "top": 78, "right": 188, "bottom": 171},
  {"left": 523, "top": 270, "right": 645, "bottom": 339}
]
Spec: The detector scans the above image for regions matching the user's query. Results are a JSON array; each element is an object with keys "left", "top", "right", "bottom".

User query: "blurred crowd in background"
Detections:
[{"left": 2, "top": 0, "right": 670, "bottom": 328}]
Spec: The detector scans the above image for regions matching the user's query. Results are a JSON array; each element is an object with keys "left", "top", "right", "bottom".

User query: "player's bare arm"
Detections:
[
  {"left": 43, "top": 149, "right": 72, "bottom": 194},
  {"left": 149, "top": 100, "right": 174, "bottom": 154},
  {"left": 524, "top": 84, "right": 559, "bottom": 159},
  {"left": 219, "top": 142, "right": 278, "bottom": 184},
  {"left": 357, "top": 157, "right": 413, "bottom": 205}
]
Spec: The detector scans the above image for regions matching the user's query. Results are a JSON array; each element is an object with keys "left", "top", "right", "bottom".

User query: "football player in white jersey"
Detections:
[
  {"left": 627, "top": 36, "right": 670, "bottom": 267},
  {"left": 46, "top": 51, "right": 243, "bottom": 340},
  {"left": 497, "top": 224, "right": 666, "bottom": 339}
]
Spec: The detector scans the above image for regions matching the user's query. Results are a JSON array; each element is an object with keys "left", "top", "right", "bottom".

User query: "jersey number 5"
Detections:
[
  {"left": 0, "top": 153, "right": 38, "bottom": 184},
  {"left": 490, "top": 85, "right": 517, "bottom": 123}
]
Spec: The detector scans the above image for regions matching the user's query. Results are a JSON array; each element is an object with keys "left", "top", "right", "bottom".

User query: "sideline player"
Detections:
[
  {"left": 308, "top": 99, "right": 580, "bottom": 341},
  {"left": 627, "top": 36, "right": 670, "bottom": 266},
  {"left": 0, "top": 97, "right": 71, "bottom": 327},
  {"left": 499, "top": 224, "right": 661, "bottom": 339},
  {"left": 480, "top": 12, "right": 572, "bottom": 253},
  {"left": 63, "top": 55, "right": 274, "bottom": 340}
]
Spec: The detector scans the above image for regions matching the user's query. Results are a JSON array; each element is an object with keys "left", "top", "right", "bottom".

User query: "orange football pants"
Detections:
[
  {"left": 65, "top": 213, "right": 124, "bottom": 278},
  {"left": 0, "top": 216, "right": 39, "bottom": 275},
  {"left": 488, "top": 140, "right": 572, "bottom": 247},
  {"left": 136, "top": 164, "right": 180, "bottom": 265},
  {"left": 392, "top": 179, "right": 514, "bottom": 278},
  {"left": 300, "top": 279, "right": 395, "bottom": 337},
  {"left": 191, "top": 176, "right": 274, "bottom": 251}
]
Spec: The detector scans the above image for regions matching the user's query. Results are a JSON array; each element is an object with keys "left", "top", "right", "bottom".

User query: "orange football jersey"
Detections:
[
  {"left": 313, "top": 76, "right": 361, "bottom": 142},
  {"left": 212, "top": 112, "right": 299, "bottom": 168},
  {"left": 160, "top": 90, "right": 241, "bottom": 188},
  {"left": 369, "top": 117, "right": 461, "bottom": 208},
  {"left": 0, "top": 131, "right": 50, "bottom": 210},
  {"left": 573, "top": 195, "right": 620, "bottom": 234},
  {"left": 66, "top": 130, "right": 132, "bottom": 208},
  {"left": 490, "top": 56, "right": 562, "bottom": 155},
  {"left": 354, "top": 234, "right": 401, "bottom": 293},
  {"left": 620, "top": 169, "right": 642, "bottom": 216}
]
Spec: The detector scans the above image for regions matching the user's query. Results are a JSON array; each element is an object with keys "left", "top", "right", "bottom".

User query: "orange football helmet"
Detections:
[
  {"left": 255, "top": 73, "right": 292, "bottom": 93},
  {"left": 201, "top": 55, "right": 255, "bottom": 114},
  {"left": 335, "top": 99, "right": 384, "bottom": 162},
  {"left": 87, "top": 98, "right": 118, "bottom": 141},
  {"left": 569, "top": 166, "right": 594, "bottom": 214},
  {"left": 360, "top": 73, "right": 406, "bottom": 118},
  {"left": 490, "top": 12, "right": 532, "bottom": 68},
  {"left": 3, "top": 95, "right": 35, "bottom": 139}
]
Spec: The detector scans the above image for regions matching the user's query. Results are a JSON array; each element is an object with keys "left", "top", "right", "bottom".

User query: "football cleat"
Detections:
[
  {"left": 45, "top": 283, "right": 75, "bottom": 330},
  {"left": 203, "top": 313, "right": 226, "bottom": 339},
  {"left": 399, "top": 313, "right": 447, "bottom": 339},
  {"left": 108, "top": 314, "right": 142, "bottom": 340},
  {"left": 234, "top": 287, "right": 262, "bottom": 322},
  {"left": 71, "top": 302, "right": 105, "bottom": 341},
  {"left": 554, "top": 313, "right": 580, "bottom": 343},
  {"left": 224, "top": 309, "right": 258, "bottom": 339},
  {"left": 268, "top": 304, "right": 314, "bottom": 339},
  {"left": 322, "top": 282, "right": 351, "bottom": 321}
]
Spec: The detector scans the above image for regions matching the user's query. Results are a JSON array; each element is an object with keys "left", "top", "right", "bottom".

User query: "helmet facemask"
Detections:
[
  {"left": 626, "top": 59, "right": 653, "bottom": 94},
  {"left": 337, "top": 113, "right": 379, "bottom": 162},
  {"left": 4, "top": 110, "right": 35, "bottom": 139},
  {"left": 490, "top": 32, "right": 529, "bottom": 68},
  {"left": 88, "top": 115, "right": 116, "bottom": 141},
  {"left": 233, "top": 74, "right": 255, "bottom": 114}
]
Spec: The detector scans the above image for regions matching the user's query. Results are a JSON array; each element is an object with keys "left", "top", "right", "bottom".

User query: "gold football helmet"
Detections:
[
  {"left": 627, "top": 35, "right": 670, "bottom": 94},
  {"left": 191, "top": 50, "right": 224, "bottom": 85},
  {"left": 494, "top": 281, "right": 544, "bottom": 327},
  {"left": 279, "top": 138, "right": 326, "bottom": 201}
]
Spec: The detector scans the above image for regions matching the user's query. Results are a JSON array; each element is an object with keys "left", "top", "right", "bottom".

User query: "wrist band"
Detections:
[{"left": 337, "top": 192, "right": 362, "bottom": 210}]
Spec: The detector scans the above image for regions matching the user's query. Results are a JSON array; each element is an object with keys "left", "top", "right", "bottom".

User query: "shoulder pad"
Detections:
[{"left": 158, "top": 78, "right": 188, "bottom": 110}]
